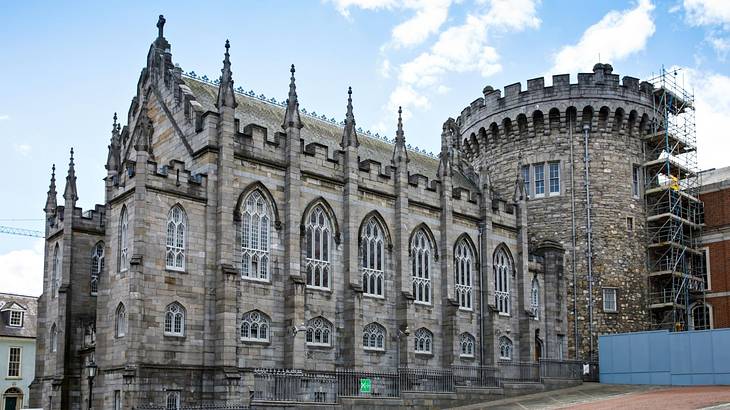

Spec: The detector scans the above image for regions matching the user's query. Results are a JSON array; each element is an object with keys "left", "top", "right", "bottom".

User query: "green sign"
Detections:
[{"left": 360, "top": 378, "right": 372, "bottom": 393}]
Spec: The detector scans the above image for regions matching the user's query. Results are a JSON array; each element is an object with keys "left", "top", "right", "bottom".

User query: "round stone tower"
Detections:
[{"left": 455, "top": 63, "right": 657, "bottom": 359}]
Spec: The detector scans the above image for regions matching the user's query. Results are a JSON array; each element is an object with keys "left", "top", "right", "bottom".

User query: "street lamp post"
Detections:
[{"left": 87, "top": 360, "right": 97, "bottom": 410}]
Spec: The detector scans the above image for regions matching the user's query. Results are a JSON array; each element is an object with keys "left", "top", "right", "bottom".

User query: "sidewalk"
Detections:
[{"left": 449, "top": 383, "right": 730, "bottom": 409}]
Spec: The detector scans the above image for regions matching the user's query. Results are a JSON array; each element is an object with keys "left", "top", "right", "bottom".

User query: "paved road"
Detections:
[{"left": 450, "top": 383, "right": 730, "bottom": 410}]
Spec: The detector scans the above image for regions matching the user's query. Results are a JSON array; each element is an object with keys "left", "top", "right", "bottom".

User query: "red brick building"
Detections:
[{"left": 699, "top": 166, "right": 730, "bottom": 329}]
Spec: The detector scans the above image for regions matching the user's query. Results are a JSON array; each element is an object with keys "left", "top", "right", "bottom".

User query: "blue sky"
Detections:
[{"left": 1, "top": 0, "right": 729, "bottom": 296}]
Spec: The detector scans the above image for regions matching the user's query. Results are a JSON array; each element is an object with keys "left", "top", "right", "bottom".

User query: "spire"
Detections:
[
  {"left": 106, "top": 113, "right": 121, "bottom": 172},
  {"left": 341, "top": 87, "right": 358, "bottom": 148},
  {"left": 438, "top": 121, "right": 452, "bottom": 177},
  {"left": 44, "top": 164, "right": 57, "bottom": 214},
  {"left": 63, "top": 148, "right": 78, "bottom": 202},
  {"left": 392, "top": 107, "right": 409, "bottom": 163},
  {"left": 216, "top": 39, "right": 237, "bottom": 109},
  {"left": 282, "top": 64, "right": 303, "bottom": 130}
]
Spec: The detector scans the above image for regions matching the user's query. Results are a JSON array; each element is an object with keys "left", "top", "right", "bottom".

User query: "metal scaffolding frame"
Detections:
[{"left": 644, "top": 66, "right": 706, "bottom": 331}]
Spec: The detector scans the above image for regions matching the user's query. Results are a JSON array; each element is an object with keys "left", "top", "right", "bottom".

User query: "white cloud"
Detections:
[
  {"left": 0, "top": 114, "right": 9, "bottom": 121},
  {"left": 330, "top": 0, "right": 452, "bottom": 48},
  {"left": 549, "top": 0, "right": 655, "bottom": 75},
  {"left": 379, "top": 58, "right": 392, "bottom": 78},
  {"left": 13, "top": 143, "right": 32, "bottom": 157},
  {"left": 683, "top": 0, "right": 730, "bottom": 26},
  {"left": 388, "top": 0, "right": 540, "bottom": 114},
  {"left": 0, "top": 240, "right": 44, "bottom": 297},
  {"left": 708, "top": 33, "right": 730, "bottom": 59},
  {"left": 681, "top": 68, "right": 730, "bottom": 169}
]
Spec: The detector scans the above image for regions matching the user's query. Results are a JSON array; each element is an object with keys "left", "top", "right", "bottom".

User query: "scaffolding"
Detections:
[{"left": 644, "top": 66, "right": 706, "bottom": 331}]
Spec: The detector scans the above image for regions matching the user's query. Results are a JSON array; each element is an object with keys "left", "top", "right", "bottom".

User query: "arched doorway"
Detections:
[
  {"left": 534, "top": 329, "right": 544, "bottom": 361},
  {"left": 3, "top": 387, "right": 23, "bottom": 410}
]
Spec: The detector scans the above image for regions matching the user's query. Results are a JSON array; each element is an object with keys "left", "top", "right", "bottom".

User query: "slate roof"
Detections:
[
  {"left": 0, "top": 292, "right": 38, "bottom": 339},
  {"left": 183, "top": 77, "right": 477, "bottom": 192}
]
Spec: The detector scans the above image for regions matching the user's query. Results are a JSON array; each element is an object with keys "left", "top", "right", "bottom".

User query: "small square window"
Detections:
[
  {"left": 534, "top": 164, "right": 545, "bottom": 196},
  {"left": 602, "top": 288, "right": 617, "bottom": 313},
  {"left": 9, "top": 311, "right": 23, "bottom": 327}
]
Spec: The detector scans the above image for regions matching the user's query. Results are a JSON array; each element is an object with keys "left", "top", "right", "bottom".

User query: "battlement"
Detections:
[{"left": 458, "top": 63, "right": 656, "bottom": 131}]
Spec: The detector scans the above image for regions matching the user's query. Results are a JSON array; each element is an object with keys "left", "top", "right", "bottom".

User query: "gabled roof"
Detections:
[
  {"left": 0, "top": 293, "right": 38, "bottom": 339},
  {"left": 0, "top": 301, "right": 27, "bottom": 312}
]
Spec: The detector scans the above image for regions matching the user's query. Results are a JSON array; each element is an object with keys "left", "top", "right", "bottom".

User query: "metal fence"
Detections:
[
  {"left": 337, "top": 369, "right": 400, "bottom": 398},
  {"left": 452, "top": 365, "right": 500, "bottom": 388},
  {"left": 252, "top": 368, "right": 338, "bottom": 403},
  {"left": 250, "top": 360, "right": 594, "bottom": 404},
  {"left": 138, "top": 405, "right": 248, "bottom": 410},
  {"left": 540, "top": 359, "right": 582, "bottom": 380},
  {"left": 399, "top": 367, "right": 455, "bottom": 393},
  {"left": 498, "top": 361, "right": 541, "bottom": 383}
]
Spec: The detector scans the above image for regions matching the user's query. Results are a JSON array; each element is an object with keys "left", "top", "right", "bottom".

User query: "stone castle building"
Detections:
[{"left": 30, "top": 15, "right": 686, "bottom": 409}]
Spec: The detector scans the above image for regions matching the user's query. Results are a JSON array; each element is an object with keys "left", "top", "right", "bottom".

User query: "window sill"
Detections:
[
  {"left": 603, "top": 310, "right": 618, "bottom": 314},
  {"left": 241, "top": 338, "right": 270, "bottom": 345},
  {"left": 306, "top": 286, "right": 332, "bottom": 293},
  {"left": 498, "top": 312, "right": 511, "bottom": 317},
  {"left": 165, "top": 267, "right": 187, "bottom": 274},
  {"left": 4, "top": 376, "right": 21, "bottom": 380},
  {"left": 363, "top": 347, "right": 386, "bottom": 353},
  {"left": 414, "top": 301, "right": 432, "bottom": 307},
  {"left": 415, "top": 351, "right": 433, "bottom": 357},
  {"left": 458, "top": 307, "right": 473, "bottom": 313},
  {"left": 364, "top": 293, "right": 385, "bottom": 300},
  {"left": 459, "top": 354, "right": 475, "bottom": 360},
  {"left": 306, "top": 343, "right": 333, "bottom": 350},
  {"left": 241, "top": 276, "right": 271, "bottom": 284},
  {"left": 163, "top": 333, "right": 185, "bottom": 339}
]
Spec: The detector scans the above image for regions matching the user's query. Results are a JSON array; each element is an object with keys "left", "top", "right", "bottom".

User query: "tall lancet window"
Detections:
[
  {"left": 361, "top": 217, "right": 385, "bottom": 297},
  {"left": 494, "top": 247, "right": 512, "bottom": 315},
  {"left": 166, "top": 205, "right": 186, "bottom": 271},
  {"left": 411, "top": 230, "right": 432, "bottom": 304},
  {"left": 305, "top": 205, "right": 332, "bottom": 290},
  {"left": 455, "top": 239, "right": 474, "bottom": 310},
  {"left": 241, "top": 191, "right": 271, "bottom": 281},
  {"left": 91, "top": 242, "right": 104, "bottom": 296},
  {"left": 115, "top": 303, "right": 127, "bottom": 338},
  {"left": 531, "top": 277, "right": 540, "bottom": 319},
  {"left": 51, "top": 243, "right": 60, "bottom": 297},
  {"left": 50, "top": 323, "right": 58, "bottom": 353},
  {"left": 119, "top": 206, "right": 129, "bottom": 272}
]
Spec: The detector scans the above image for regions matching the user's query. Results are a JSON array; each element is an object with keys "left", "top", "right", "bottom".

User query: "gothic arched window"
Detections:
[
  {"left": 240, "top": 310, "right": 271, "bottom": 342},
  {"left": 531, "top": 277, "right": 540, "bottom": 319},
  {"left": 241, "top": 190, "right": 272, "bottom": 281},
  {"left": 361, "top": 217, "right": 385, "bottom": 297},
  {"left": 305, "top": 205, "right": 332, "bottom": 290},
  {"left": 164, "top": 302, "right": 185, "bottom": 337},
  {"left": 51, "top": 243, "right": 60, "bottom": 297},
  {"left": 691, "top": 303, "right": 711, "bottom": 330},
  {"left": 166, "top": 205, "right": 186, "bottom": 270},
  {"left": 119, "top": 206, "right": 129, "bottom": 272},
  {"left": 414, "top": 327, "right": 433, "bottom": 354},
  {"left": 305, "top": 316, "right": 333, "bottom": 347},
  {"left": 411, "top": 230, "right": 432, "bottom": 304},
  {"left": 499, "top": 336, "right": 513, "bottom": 360},
  {"left": 50, "top": 323, "right": 58, "bottom": 352},
  {"left": 362, "top": 322, "right": 386, "bottom": 351},
  {"left": 494, "top": 247, "right": 512, "bottom": 315},
  {"left": 115, "top": 303, "right": 127, "bottom": 338},
  {"left": 455, "top": 239, "right": 474, "bottom": 310},
  {"left": 166, "top": 391, "right": 180, "bottom": 410},
  {"left": 460, "top": 332, "right": 475, "bottom": 358},
  {"left": 91, "top": 242, "right": 104, "bottom": 296}
]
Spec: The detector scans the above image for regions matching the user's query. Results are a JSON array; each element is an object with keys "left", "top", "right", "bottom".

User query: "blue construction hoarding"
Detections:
[{"left": 599, "top": 328, "right": 730, "bottom": 385}]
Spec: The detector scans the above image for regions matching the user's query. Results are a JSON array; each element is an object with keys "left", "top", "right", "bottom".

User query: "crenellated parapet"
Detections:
[{"left": 457, "top": 63, "right": 659, "bottom": 163}]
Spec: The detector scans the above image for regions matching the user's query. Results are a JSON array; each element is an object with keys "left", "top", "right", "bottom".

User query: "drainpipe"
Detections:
[
  {"left": 583, "top": 123, "right": 595, "bottom": 360},
  {"left": 569, "top": 116, "right": 579, "bottom": 359},
  {"left": 478, "top": 222, "right": 485, "bottom": 366}
]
